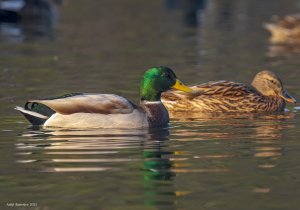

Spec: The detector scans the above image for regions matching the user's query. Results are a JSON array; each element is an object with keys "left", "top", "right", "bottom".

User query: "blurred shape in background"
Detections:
[
  {"left": 264, "top": 14, "right": 300, "bottom": 57},
  {"left": 165, "top": 0, "right": 207, "bottom": 27},
  {"left": 0, "top": 0, "right": 62, "bottom": 43},
  {"left": 265, "top": 14, "right": 300, "bottom": 45}
]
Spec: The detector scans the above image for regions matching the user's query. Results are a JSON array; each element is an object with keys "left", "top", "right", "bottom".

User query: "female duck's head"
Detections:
[
  {"left": 251, "top": 70, "right": 296, "bottom": 104},
  {"left": 140, "top": 66, "right": 192, "bottom": 101}
]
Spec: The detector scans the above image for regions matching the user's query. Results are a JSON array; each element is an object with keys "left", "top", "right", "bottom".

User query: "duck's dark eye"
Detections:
[
  {"left": 269, "top": 79, "right": 277, "bottom": 85},
  {"left": 162, "top": 72, "right": 171, "bottom": 78}
]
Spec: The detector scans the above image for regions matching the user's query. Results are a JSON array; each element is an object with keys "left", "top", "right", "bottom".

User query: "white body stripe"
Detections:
[{"left": 44, "top": 110, "right": 149, "bottom": 129}]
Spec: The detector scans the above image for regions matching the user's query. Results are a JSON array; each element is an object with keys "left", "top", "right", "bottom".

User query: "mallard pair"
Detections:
[{"left": 16, "top": 68, "right": 296, "bottom": 129}]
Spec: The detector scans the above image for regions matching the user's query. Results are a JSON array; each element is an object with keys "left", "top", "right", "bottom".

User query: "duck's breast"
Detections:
[{"left": 141, "top": 101, "right": 169, "bottom": 128}]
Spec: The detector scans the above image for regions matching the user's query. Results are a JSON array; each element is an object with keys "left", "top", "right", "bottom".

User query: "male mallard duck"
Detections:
[
  {"left": 264, "top": 14, "right": 300, "bottom": 44},
  {"left": 15, "top": 66, "right": 192, "bottom": 128},
  {"left": 161, "top": 70, "right": 296, "bottom": 113}
]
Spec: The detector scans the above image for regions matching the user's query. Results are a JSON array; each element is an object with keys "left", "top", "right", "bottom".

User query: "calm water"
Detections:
[{"left": 1, "top": 0, "right": 300, "bottom": 209}]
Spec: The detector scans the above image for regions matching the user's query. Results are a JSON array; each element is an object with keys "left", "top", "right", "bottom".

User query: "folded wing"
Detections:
[{"left": 28, "top": 94, "right": 136, "bottom": 115}]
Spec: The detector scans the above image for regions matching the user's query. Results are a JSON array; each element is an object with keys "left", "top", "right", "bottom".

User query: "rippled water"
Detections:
[{"left": 1, "top": 0, "right": 300, "bottom": 210}]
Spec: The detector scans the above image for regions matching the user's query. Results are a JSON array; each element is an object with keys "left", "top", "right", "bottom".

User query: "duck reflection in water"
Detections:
[
  {"left": 142, "top": 129, "right": 191, "bottom": 208},
  {"left": 16, "top": 127, "right": 172, "bottom": 173},
  {"left": 142, "top": 129, "right": 174, "bottom": 180},
  {"left": 253, "top": 114, "right": 295, "bottom": 161},
  {"left": 171, "top": 112, "right": 295, "bottom": 170},
  {"left": 17, "top": 127, "right": 190, "bottom": 208},
  {"left": 0, "top": 0, "right": 61, "bottom": 42},
  {"left": 16, "top": 112, "right": 295, "bottom": 207}
]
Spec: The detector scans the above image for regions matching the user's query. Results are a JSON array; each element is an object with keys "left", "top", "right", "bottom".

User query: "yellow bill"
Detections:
[{"left": 172, "top": 79, "right": 193, "bottom": 93}]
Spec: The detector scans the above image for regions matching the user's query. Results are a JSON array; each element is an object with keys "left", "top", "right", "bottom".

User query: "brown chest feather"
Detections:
[{"left": 140, "top": 102, "right": 169, "bottom": 127}]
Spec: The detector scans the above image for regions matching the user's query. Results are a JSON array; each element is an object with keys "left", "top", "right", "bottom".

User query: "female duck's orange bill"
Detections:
[{"left": 279, "top": 90, "right": 296, "bottom": 104}]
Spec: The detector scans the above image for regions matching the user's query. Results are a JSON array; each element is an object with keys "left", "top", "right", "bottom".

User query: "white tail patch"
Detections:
[{"left": 14, "top": 106, "right": 48, "bottom": 119}]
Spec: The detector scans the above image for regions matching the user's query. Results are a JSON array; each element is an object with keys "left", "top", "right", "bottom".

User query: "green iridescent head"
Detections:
[{"left": 140, "top": 66, "right": 192, "bottom": 101}]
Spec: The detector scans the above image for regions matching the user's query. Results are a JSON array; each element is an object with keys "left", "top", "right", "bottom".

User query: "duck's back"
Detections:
[{"left": 161, "top": 81, "right": 285, "bottom": 113}]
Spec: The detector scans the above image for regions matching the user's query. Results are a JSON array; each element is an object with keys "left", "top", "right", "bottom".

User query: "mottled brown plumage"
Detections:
[{"left": 161, "top": 70, "right": 296, "bottom": 113}]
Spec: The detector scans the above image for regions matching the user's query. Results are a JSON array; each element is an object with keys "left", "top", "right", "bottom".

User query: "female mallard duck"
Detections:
[
  {"left": 161, "top": 70, "right": 296, "bottom": 113},
  {"left": 264, "top": 14, "right": 300, "bottom": 44},
  {"left": 15, "top": 66, "right": 192, "bottom": 128}
]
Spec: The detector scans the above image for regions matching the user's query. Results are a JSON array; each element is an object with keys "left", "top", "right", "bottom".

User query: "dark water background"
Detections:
[{"left": 0, "top": 0, "right": 300, "bottom": 209}]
